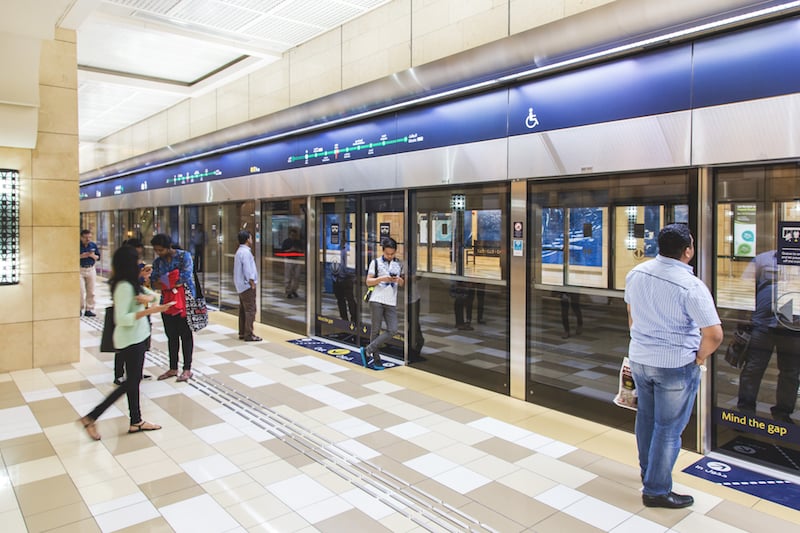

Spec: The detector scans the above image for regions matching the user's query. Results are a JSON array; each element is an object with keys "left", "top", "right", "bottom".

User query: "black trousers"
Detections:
[
  {"left": 333, "top": 278, "right": 357, "bottom": 322},
  {"left": 88, "top": 338, "right": 148, "bottom": 425},
  {"left": 162, "top": 313, "right": 193, "bottom": 371}
]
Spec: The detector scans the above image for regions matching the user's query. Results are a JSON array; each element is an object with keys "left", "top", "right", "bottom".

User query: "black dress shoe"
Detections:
[{"left": 642, "top": 492, "right": 694, "bottom": 509}]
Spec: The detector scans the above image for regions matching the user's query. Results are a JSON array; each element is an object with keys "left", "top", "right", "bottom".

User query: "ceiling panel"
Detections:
[{"left": 74, "top": 0, "right": 392, "bottom": 148}]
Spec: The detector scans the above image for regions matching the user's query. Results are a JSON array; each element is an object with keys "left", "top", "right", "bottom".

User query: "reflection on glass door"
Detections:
[
  {"left": 412, "top": 185, "right": 509, "bottom": 393},
  {"left": 200, "top": 205, "right": 221, "bottom": 308},
  {"left": 713, "top": 165, "right": 800, "bottom": 476},
  {"left": 529, "top": 172, "right": 690, "bottom": 431},
  {"left": 262, "top": 199, "right": 306, "bottom": 334},
  {"left": 317, "top": 195, "right": 361, "bottom": 345}
]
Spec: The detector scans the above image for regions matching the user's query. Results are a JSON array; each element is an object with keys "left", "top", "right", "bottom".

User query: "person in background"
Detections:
[
  {"left": 361, "top": 237, "right": 404, "bottom": 370},
  {"left": 331, "top": 252, "right": 357, "bottom": 323},
  {"left": 150, "top": 234, "right": 196, "bottom": 382},
  {"left": 191, "top": 223, "right": 206, "bottom": 273},
  {"left": 281, "top": 228, "right": 304, "bottom": 298},
  {"left": 737, "top": 250, "right": 800, "bottom": 424},
  {"left": 80, "top": 229, "right": 100, "bottom": 317},
  {"left": 234, "top": 230, "right": 261, "bottom": 342},
  {"left": 625, "top": 224, "right": 723, "bottom": 509},
  {"left": 114, "top": 239, "right": 153, "bottom": 385},
  {"left": 79, "top": 245, "right": 174, "bottom": 440}
]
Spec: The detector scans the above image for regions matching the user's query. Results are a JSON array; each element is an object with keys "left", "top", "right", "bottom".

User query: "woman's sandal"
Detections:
[
  {"left": 128, "top": 421, "right": 162, "bottom": 433},
  {"left": 79, "top": 416, "right": 101, "bottom": 441}
]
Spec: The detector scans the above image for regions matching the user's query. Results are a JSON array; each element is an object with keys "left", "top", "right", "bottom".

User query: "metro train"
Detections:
[{"left": 81, "top": 6, "right": 800, "bottom": 475}]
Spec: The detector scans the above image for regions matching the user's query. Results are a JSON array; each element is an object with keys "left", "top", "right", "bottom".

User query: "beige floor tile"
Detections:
[
  {"left": 529, "top": 510, "right": 604, "bottom": 532},
  {"left": 15, "top": 474, "right": 82, "bottom": 516},
  {"left": 115, "top": 445, "right": 173, "bottom": 471},
  {"left": 582, "top": 457, "right": 641, "bottom": 490},
  {"left": 515, "top": 453, "right": 597, "bottom": 488},
  {"left": 138, "top": 472, "right": 198, "bottom": 500},
  {"left": 412, "top": 477, "right": 472, "bottom": 508},
  {"left": 114, "top": 517, "right": 173, "bottom": 533},
  {"left": 202, "top": 471, "right": 256, "bottom": 495},
  {"left": 28, "top": 397, "right": 78, "bottom": 428},
  {"left": 751, "top": 498, "right": 800, "bottom": 525},
  {"left": 7, "top": 455, "right": 66, "bottom": 486},
  {"left": 124, "top": 458, "right": 183, "bottom": 485},
  {"left": 575, "top": 425, "right": 638, "bottom": 463},
  {"left": 497, "top": 468, "right": 558, "bottom": 497},
  {"left": 0, "top": 435, "right": 55, "bottom": 466},
  {"left": 149, "top": 484, "right": 206, "bottom": 508},
  {"left": 559, "top": 448, "right": 604, "bottom": 469},
  {"left": 465, "top": 454, "right": 520, "bottom": 481},
  {"left": 518, "top": 410, "right": 611, "bottom": 446},
  {"left": 77, "top": 475, "right": 140, "bottom": 507},
  {"left": 225, "top": 493, "right": 294, "bottom": 528},
  {"left": 42, "top": 517, "right": 102, "bottom": 533},
  {"left": 23, "top": 501, "right": 93, "bottom": 533},
  {"left": 151, "top": 394, "right": 222, "bottom": 430},
  {"left": 671, "top": 510, "right": 749, "bottom": 532},
  {"left": 467, "top": 395, "right": 548, "bottom": 423},
  {"left": 467, "top": 481, "right": 558, "bottom": 528},
  {"left": 473, "top": 436, "right": 536, "bottom": 463},
  {"left": 209, "top": 480, "right": 268, "bottom": 508},
  {"left": 708, "top": 499, "right": 800, "bottom": 531},
  {"left": 314, "top": 508, "right": 395, "bottom": 532},
  {"left": 0, "top": 508, "right": 28, "bottom": 533},
  {"left": 577, "top": 477, "right": 645, "bottom": 513}
]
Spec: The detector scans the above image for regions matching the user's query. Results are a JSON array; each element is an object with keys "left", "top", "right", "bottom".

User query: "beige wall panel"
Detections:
[
  {"left": 248, "top": 61, "right": 290, "bottom": 120},
  {"left": 217, "top": 77, "right": 250, "bottom": 131},
  {"left": 18, "top": 225, "right": 32, "bottom": 278},
  {"left": 289, "top": 29, "right": 341, "bottom": 106},
  {"left": 0, "top": 322, "right": 33, "bottom": 372},
  {"left": 32, "top": 180, "right": 78, "bottom": 227},
  {"left": 412, "top": 23, "right": 464, "bottom": 65},
  {"left": 167, "top": 101, "right": 191, "bottom": 146},
  {"left": 411, "top": 0, "right": 451, "bottom": 38},
  {"left": 341, "top": 1, "right": 411, "bottom": 89},
  {"left": 462, "top": 3, "right": 508, "bottom": 49},
  {"left": 32, "top": 226, "right": 78, "bottom": 274},
  {"left": 33, "top": 317, "right": 79, "bottom": 367},
  {"left": 39, "top": 37, "right": 77, "bottom": 89},
  {"left": 33, "top": 272, "right": 79, "bottom": 321},
  {"left": 147, "top": 112, "right": 168, "bottom": 152},
  {"left": 189, "top": 92, "right": 217, "bottom": 139},
  {"left": 131, "top": 121, "right": 149, "bottom": 160},
  {"left": 565, "top": 0, "right": 614, "bottom": 17},
  {"left": 38, "top": 86, "right": 77, "bottom": 135},
  {"left": 510, "top": 0, "right": 565, "bottom": 34},
  {"left": 32, "top": 132, "right": 78, "bottom": 181},
  {"left": 0, "top": 278, "right": 32, "bottom": 324}
]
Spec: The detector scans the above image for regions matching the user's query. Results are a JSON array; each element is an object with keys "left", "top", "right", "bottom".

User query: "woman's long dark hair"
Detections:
[{"left": 109, "top": 245, "right": 142, "bottom": 295}]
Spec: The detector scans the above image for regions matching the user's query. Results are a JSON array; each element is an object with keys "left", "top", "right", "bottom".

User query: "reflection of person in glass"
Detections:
[
  {"left": 737, "top": 250, "right": 800, "bottom": 424},
  {"left": 450, "top": 281, "right": 474, "bottom": 330},
  {"left": 281, "top": 228, "right": 304, "bottom": 298},
  {"left": 559, "top": 292, "right": 583, "bottom": 339},
  {"left": 191, "top": 223, "right": 206, "bottom": 273},
  {"left": 330, "top": 252, "right": 356, "bottom": 322}
]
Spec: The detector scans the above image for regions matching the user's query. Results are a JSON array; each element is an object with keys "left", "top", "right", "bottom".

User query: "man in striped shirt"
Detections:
[{"left": 625, "top": 224, "right": 723, "bottom": 509}]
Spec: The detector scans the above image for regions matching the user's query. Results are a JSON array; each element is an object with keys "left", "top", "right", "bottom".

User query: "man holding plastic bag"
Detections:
[{"left": 624, "top": 224, "right": 722, "bottom": 510}]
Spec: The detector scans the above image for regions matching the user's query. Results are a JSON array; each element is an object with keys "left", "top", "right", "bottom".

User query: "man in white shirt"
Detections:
[
  {"left": 361, "top": 237, "right": 404, "bottom": 370},
  {"left": 234, "top": 231, "right": 261, "bottom": 342}
]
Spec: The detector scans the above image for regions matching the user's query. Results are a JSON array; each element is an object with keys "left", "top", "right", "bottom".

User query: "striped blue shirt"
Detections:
[{"left": 624, "top": 255, "right": 720, "bottom": 368}]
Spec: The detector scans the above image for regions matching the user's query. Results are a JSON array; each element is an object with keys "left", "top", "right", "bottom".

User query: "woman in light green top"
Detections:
[{"left": 79, "top": 246, "right": 174, "bottom": 440}]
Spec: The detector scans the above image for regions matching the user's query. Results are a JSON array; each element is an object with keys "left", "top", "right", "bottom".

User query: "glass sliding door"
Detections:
[
  {"left": 220, "top": 201, "right": 257, "bottom": 312},
  {"left": 411, "top": 185, "right": 509, "bottom": 393},
  {"left": 262, "top": 198, "right": 307, "bottom": 334},
  {"left": 713, "top": 164, "right": 800, "bottom": 475},
  {"left": 528, "top": 172, "right": 691, "bottom": 432}
]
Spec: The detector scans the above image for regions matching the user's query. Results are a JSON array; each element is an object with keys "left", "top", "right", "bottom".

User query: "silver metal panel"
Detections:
[
  {"left": 396, "top": 139, "right": 509, "bottom": 188},
  {"left": 509, "top": 180, "right": 527, "bottom": 400},
  {"left": 692, "top": 93, "right": 800, "bottom": 165},
  {"left": 81, "top": 0, "right": 780, "bottom": 183},
  {"left": 508, "top": 111, "right": 692, "bottom": 178}
]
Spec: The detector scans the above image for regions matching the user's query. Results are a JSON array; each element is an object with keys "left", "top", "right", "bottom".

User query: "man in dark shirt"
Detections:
[
  {"left": 737, "top": 250, "right": 800, "bottom": 424},
  {"left": 79, "top": 229, "right": 100, "bottom": 317}
]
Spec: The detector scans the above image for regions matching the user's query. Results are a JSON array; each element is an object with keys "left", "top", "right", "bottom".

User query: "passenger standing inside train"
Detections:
[
  {"left": 234, "top": 230, "right": 261, "bottom": 342},
  {"left": 191, "top": 223, "right": 206, "bottom": 273},
  {"left": 79, "top": 229, "right": 100, "bottom": 317},
  {"left": 360, "top": 237, "right": 404, "bottom": 370},
  {"left": 737, "top": 250, "right": 800, "bottom": 424},
  {"left": 281, "top": 228, "right": 304, "bottom": 299},
  {"left": 150, "top": 234, "right": 196, "bottom": 382},
  {"left": 79, "top": 245, "right": 173, "bottom": 440},
  {"left": 625, "top": 224, "right": 722, "bottom": 509}
]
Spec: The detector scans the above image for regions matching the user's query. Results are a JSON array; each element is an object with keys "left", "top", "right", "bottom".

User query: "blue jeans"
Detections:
[{"left": 630, "top": 360, "right": 700, "bottom": 496}]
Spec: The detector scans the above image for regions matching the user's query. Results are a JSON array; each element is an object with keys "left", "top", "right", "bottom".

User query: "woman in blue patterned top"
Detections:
[{"left": 149, "top": 234, "right": 196, "bottom": 382}]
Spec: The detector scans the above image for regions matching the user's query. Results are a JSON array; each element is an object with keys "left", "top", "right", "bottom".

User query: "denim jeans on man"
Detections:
[{"left": 631, "top": 360, "right": 701, "bottom": 496}]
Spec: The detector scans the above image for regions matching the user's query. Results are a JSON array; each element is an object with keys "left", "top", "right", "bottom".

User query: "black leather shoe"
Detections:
[{"left": 642, "top": 492, "right": 694, "bottom": 509}]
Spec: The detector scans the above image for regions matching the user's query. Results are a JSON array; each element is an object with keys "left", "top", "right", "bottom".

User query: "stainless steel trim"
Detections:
[
  {"left": 696, "top": 166, "right": 715, "bottom": 454},
  {"left": 509, "top": 180, "right": 527, "bottom": 400},
  {"left": 81, "top": 0, "right": 787, "bottom": 183}
]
